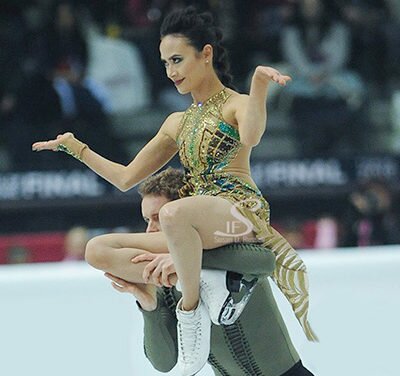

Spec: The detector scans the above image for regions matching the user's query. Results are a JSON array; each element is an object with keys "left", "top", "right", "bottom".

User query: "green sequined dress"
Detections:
[{"left": 176, "top": 88, "right": 317, "bottom": 341}]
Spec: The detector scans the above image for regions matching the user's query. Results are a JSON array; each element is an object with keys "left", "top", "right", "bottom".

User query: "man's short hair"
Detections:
[{"left": 138, "top": 167, "right": 185, "bottom": 201}]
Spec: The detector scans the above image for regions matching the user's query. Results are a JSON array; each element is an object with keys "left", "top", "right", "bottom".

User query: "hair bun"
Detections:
[
  {"left": 198, "top": 11, "right": 214, "bottom": 27},
  {"left": 160, "top": 6, "right": 235, "bottom": 89},
  {"left": 215, "top": 28, "right": 223, "bottom": 41}
]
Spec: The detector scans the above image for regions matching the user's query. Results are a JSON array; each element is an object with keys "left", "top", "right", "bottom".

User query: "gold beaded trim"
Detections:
[{"left": 57, "top": 143, "right": 85, "bottom": 161}]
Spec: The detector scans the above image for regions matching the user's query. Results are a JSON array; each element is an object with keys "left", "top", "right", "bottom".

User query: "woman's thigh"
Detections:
[
  {"left": 160, "top": 195, "right": 258, "bottom": 249},
  {"left": 93, "top": 231, "right": 169, "bottom": 254}
]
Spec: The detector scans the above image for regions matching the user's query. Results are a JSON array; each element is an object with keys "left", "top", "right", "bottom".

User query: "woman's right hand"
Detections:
[
  {"left": 32, "top": 132, "right": 74, "bottom": 152},
  {"left": 132, "top": 253, "right": 177, "bottom": 288}
]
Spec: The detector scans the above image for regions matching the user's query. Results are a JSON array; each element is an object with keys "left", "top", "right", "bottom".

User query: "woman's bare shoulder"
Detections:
[
  {"left": 160, "top": 111, "right": 185, "bottom": 141},
  {"left": 223, "top": 90, "right": 249, "bottom": 125},
  {"left": 227, "top": 90, "right": 249, "bottom": 105}
]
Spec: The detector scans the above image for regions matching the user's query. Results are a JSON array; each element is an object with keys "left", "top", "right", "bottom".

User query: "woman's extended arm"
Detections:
[
  {"left": 32, "top": 112, "right": 181, "bottom": 191},
  {"left": 233, "top": 67, "right": 291, "bottom": 147}
]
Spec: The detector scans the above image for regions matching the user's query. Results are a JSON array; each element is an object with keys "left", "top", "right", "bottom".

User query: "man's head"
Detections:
[{"left": 138, "top": 167, "right": 185, "bottom": 233}]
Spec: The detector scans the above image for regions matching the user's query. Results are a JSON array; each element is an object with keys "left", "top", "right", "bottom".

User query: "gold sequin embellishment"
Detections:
[{"left": 176, "top": 88, "right": 317, "bottom": 341}]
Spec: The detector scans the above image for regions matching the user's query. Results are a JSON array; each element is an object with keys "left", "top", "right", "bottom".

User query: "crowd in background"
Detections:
[
  {"left": 2, "top": 0, "right": 400, "bottom": 166},
  {"left": 1, "top": 0, "right": 400, "bottom": 262}
]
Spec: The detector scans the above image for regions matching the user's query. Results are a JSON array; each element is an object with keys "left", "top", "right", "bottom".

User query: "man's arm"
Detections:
[
  {"left": 104, "top": 273, "right": 178, "bottom": 372},
  {"left": 133, "top": 243, "right": 276, "bottom": 287},
  {"left": 139, "top": 289, "right": 178, "bottom": 372}
]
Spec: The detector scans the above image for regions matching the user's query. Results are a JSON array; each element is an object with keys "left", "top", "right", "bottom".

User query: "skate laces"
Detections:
[{"left": 178, "top": 311, "right": 204, "bottom": 363}]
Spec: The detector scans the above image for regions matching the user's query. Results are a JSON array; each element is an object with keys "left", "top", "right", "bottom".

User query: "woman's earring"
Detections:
[{"left": 206, "top": 60, "right": 209, "bottom": 63}]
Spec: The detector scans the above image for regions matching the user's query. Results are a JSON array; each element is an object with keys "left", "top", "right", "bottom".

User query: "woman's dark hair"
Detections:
[{"left": 160, "top": 6, "right": 234, "bottom": 89}]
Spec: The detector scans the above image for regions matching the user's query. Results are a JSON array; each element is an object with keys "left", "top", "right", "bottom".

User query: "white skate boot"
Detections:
[
  {"left": 199, "top": 269, "right": 258, "bottom": 326},
  {"left": 176, "top": 298, "right": 211, "bottom": 375}
]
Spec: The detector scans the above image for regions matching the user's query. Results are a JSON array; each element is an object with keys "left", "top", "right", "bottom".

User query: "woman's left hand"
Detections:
[{"left": 254, "top": 66, "right": 292, "bottom": 86}]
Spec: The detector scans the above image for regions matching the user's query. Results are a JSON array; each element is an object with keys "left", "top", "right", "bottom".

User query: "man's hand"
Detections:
[
  {"left": 131, "top": 253, "right": 177, "bottom": 288},
  {"left": 104, "top": 272, "right": 157, "bottom": 312}
]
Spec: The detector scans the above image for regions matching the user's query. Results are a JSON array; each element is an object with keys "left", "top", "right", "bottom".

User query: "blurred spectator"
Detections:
[
  {"left": 123, "top": 0, "right": 194, "bottom": 109},
  {"left": 243, "top": 1, "right": 294, "bottom": 64},
  {"left": 4, "top": 1, "right": 127, "bottom": 170},
  {"left": 274, "top": 218, "right": 305, "bottom": 249},
  {"left": 281, "top": 0, "right": 365, "bottom": 157},
  {"left": 297, "top": 216, "right": 338, "bottom": 249},
  {"left": 62, "top": 226, "right": 89, "bottom": 261},
  {"left": 110, "top": 0, "right": 219, "bottom": 109},
  {"left": 341, "top": 179, "right": 400, "bottom": 247},
  {"left": 37, "top": 1, "right": 114, "bottom": 118},
  {"left": 6, "top": 245, "right": 32, "bottom": 264},
  {"left": 313, "top": 215, "right": 339, "bottom": 249},
  {"left": 44, "top": 2, "right": 88, "bottom": 85},
  {"left": 340, "top": 0, "right": 400, "bottom": 90},
  {"left": 0, "top": 2, "right": 27, "bottom": 119},
  {"left": 0, "top": 2, "right": 29, "bottom": 169},
  {"left": 86, "top": 26, "right": 151, "bottom": 115},
  {"left": 84, "top": 0, "right": 163, "bottom": 104},
  {"left": 32, "top": 1, "right": 112, "bottom": 115}
]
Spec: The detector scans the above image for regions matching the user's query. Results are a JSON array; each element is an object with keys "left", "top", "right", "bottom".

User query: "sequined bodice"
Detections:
[
  {"left": 175, "top": 90, "right": 316, "bottom": 342},
  {"left": 177, "top": 88, "right": 241, "bottom": 176}
]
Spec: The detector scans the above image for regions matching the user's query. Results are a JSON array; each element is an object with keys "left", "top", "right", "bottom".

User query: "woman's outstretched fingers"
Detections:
[
  {"left": 32, "top": 141, "right": 46, "bottom": 151},
  {"left": 32, "top": 132, "right": 73, "bottom": 152},
  {"left": 255, "top": 66, "right": 292, "bottom": 86},
  {"left": 32, "top": 136, "right": 50, "bottom": 151},
  {"left": 280, "top": 74, "right": 292, "bottom": 85},
  {"left": 273, "top": 71, "right": 291, "bottom": 86},
  {"left": 32, "top": 139, "right": 58, "bottom": 151}
]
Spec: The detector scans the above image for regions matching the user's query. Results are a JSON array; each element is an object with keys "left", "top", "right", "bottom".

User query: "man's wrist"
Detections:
[{"left": 136, "top": 300, "right": 158, "bottom": 312}]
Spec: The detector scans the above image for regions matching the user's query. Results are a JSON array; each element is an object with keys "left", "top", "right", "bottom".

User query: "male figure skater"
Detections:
[{"left": 106, "top": 168, "right": 313, "bottom": 376}]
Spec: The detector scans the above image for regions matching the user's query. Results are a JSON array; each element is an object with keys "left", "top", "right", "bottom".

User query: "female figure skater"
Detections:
[{"left": 33, "top": 6, "right": 317, "bottom": 375}]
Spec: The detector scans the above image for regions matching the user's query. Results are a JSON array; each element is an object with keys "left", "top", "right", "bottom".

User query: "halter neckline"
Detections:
[{"left": 194, "top": 87, "right": 226, "bottom": 108}]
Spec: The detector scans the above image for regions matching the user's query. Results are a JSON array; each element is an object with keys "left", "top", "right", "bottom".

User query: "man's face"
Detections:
[{"left": 141, "top": 194, "right": 171, "bottom": 233}]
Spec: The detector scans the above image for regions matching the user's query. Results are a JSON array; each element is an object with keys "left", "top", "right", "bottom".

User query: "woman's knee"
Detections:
[
  {"left": 159, "top": 201, "right": 189, "bottom": 231},
  {"left": 85, "top": 235, "right": 112, "bottom": 270}
]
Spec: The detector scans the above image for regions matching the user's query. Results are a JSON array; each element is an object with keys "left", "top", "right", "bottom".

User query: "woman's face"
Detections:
[{"left": 159, "top": 35, "right": 208, "bottom": 95}]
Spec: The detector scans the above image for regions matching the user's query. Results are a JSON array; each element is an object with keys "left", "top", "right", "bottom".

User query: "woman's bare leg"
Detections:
[
  {"left": 159, "top": 195, "right": 257, "bottom": 311},
  {"left": 85, "top": 231, "right": 169, "bottom": 283}
]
